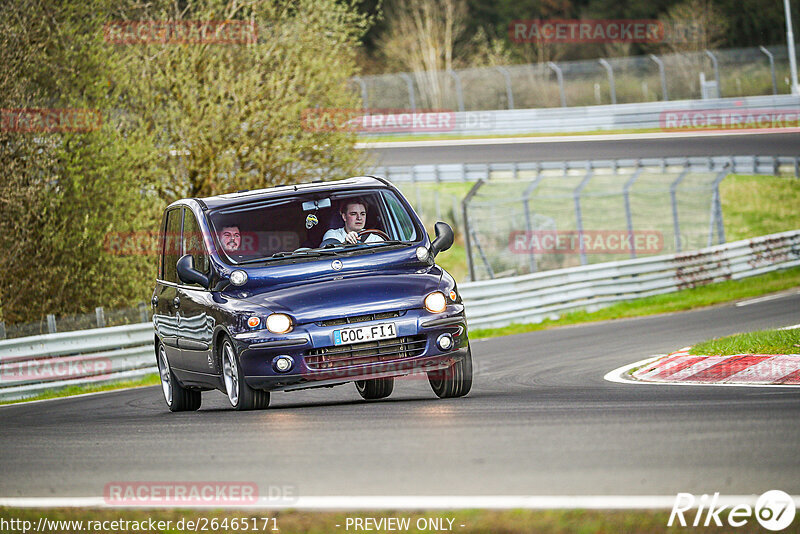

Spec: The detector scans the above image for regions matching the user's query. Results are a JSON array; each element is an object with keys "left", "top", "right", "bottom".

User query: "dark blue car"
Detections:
[{"left": 152, "top": 176, "right": 472, "bottom": 411}]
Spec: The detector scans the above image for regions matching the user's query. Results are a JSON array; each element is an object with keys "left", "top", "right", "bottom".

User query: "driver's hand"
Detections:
[{"left": 345, "top": 231, "right": 360, "bottom": 244}]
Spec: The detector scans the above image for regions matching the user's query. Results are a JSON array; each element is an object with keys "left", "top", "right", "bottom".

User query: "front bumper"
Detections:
[{"left": 234, "top": 306, "right": 468, "bottom": 392}]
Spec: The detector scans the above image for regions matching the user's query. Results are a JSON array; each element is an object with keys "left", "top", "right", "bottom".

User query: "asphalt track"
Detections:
[
  {"left": 365, "top": 131, "right": 800, "bottom": 166},
  {"left": 1, "top": 291, "right": 799, "bottom": 499}
]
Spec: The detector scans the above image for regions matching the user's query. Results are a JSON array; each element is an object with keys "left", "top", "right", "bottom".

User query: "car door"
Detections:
[
  {"left": 153, "top": 207, "right": 182, "bottom": 367},
  {"left": 176, "top": 208, "right": 217, "bottom": 375}
]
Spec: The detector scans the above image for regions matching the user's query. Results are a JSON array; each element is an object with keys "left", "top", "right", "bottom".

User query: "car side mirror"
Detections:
[
  {"left": 176, "top": 254, "right": 210, "bottom": 289},
  {"left": 430, "top": 222, "right": 454, "bottom": 258}
]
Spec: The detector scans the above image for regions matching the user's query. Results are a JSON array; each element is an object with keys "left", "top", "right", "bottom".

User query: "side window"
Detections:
[
  {"left": 384, "top": 192, "right": 417, "bottom": 241},
  {"left": 182, "top": 209, "right": 210, "bottom": 280},
  {"left": 157, "top": 212, "right": 168, "bottom": 279},
  {"left": 162, "top": 208, "right": 183, "bottom": 283}
]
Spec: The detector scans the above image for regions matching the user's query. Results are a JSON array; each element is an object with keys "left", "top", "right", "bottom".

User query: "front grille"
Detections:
[
  {"left": 318, "top": 311, "right": 402, "bottom": 327},
  {"left": 305, "top": 335, "right": 427, "bottom": 370}
]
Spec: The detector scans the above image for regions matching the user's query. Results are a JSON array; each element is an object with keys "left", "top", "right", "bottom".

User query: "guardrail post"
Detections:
[
  {"left": 795, "top": 156, "right": 799, "bottom": 178},
  {"left": 139, "top": 302, "right": 148, "bottom": 323},
  {"left": 447, "top": 69, "right": 465, "bottom": 112},
  {"left": 0, "top": 322, "right": 6, "bottom": 340},
  {"left": 351, "top": 76, "right": 368, "bottom": 110},
  {"left": 704, "top": 50, "right": 722, "bottom": 98},
  {"left": 95, "top": 307, "right": 105, "bottom": 328},
  {"left": 494, "top": 66, "right": 514, "bottom": 109},
  {"left": 623, "top": 168, "right": 643, "bottom": 259},
  {"left": 759, "top": 46, "right": 778, "bottom": 95},
  {"left": 670, "top": 169, "right": 690, "bottom": 252},
  {"left": 462, "top": 179, "right": 486, "bottom": 281},
  {"left": 547, "top": 62, "right": 566, "bottom": 107},
  {"left": 649, "top": 54, "right": 668, "bottom": 101},
  {"left": 598, "top": 58, "right": 617, "bottom": 105},
  {"left": 399, "top": 72, "right": 416, "bottom": 111},
  {"left": 411, "top": 165, "right": 422, "bottom": 215},
  {"left": 46, "top": 314, "right": 57, "bottom": 334},
  {"left": 574, "top": 170, "right": 594, "bottom": 265}
]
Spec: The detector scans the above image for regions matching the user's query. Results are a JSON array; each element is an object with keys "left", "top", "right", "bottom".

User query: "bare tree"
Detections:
[{"left": 379, "top": 0, "right": 468, "bottom": 109}]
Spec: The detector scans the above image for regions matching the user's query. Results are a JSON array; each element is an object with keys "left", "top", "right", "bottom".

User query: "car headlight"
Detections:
[
  {"left": 266, "top": 313, "right": 293, "bottom": 334},
  {"left": 230, "top": 270, "right": 248, "bottom": 286},
  {"left": 424, "top": 291, "right": 447, "bottom": 313}
]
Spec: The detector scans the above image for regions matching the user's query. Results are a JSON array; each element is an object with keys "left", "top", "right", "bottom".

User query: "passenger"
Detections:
[
  {"left": 322, "top": 198, "right": 384, "bottom": 244},
  {"left": 219, "top": 225, "right": 242, "bottom": 252}
]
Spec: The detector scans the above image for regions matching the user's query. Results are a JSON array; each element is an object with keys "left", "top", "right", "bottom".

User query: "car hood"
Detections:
[{"left": 235, "top": 270, "right": 443, "bottom": 324}]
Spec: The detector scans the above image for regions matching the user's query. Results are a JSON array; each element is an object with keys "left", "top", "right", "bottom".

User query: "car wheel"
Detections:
[
  {"left": 428, "top": 346, "right": 473, "bottom": 399},
  {"left": 355, "top": 377, "right": 394, "bottom": 400},
  {"left": 157, "top": 342, "right": 201, "bottom": 412},
  {"left": 221, "top": 336, "right": 270, "bottom": 411}
]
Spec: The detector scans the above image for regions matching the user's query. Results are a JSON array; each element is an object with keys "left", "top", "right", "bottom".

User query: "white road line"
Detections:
[
  {"left": 3, "top": 495, "right": 799, "bottom": 509},
  {"left": 0, "top": 384, "right": 157, "bottom": 409},
  {"left": 735, "top": 291, "right": 800, "bottom": 307},
  {"left": 357, "top": 129, "right": 800, "bottom": 149}
]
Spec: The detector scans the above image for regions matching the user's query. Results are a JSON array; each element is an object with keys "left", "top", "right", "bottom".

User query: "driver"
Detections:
[{"left": 322, "top": 198, "right": 384, "bottom": 244}]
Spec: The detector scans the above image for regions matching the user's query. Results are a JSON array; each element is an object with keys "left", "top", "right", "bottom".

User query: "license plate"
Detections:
[{"left": 334, "top": 323, "right": 397, "bottom": 345}]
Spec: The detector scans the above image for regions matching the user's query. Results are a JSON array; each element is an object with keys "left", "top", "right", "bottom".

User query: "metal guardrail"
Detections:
[
  {"left": 1, "top": 231, "right": 798, "bottom": 400},
  {"left": 375, "top": 155, "right": 800, "bottom": 183},
  {"left": 459, "top": 230, "right": 800, "bottom": 329},
  {"left": 360, "top": 94, "right": 800, "bottom": 136},
  {"left": 0, "top": 324, "right": 155, "bottom": 401}
]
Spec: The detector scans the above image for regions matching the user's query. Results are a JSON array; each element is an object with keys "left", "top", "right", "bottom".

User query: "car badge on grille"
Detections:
[{"left": 331, "top": 259, "right": 343, "bottom": 271}]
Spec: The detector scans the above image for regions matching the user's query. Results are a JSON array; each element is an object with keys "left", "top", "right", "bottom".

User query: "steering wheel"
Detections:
[{"left": 358, "top": 228, "right": 389, "bottom": 241}]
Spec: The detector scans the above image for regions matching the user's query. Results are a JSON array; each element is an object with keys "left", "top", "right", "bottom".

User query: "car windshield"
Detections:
[{"left": 208, "top": 188, "right": 420, "bottom": 264}]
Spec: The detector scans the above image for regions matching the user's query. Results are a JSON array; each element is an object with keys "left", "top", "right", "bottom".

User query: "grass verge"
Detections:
[
  {"left": 3, "top": 507, "right": 792, "bottom": 533},
  {"left": 0, "top": 373, "right": 159, "bottom": 406},
  {"left": 470, "top": 267, "right": 800, "bottom": 339},
  {"left": 689, "top": 327, "right": 800, "bottom": 356},
  {"left": 358, "top": 127, "right": 680, "bottom": 143}
]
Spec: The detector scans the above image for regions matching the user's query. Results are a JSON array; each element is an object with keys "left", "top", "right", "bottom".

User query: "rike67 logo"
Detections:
[{"left": 669, "top": 490, "right": 796, "bottom": 530}]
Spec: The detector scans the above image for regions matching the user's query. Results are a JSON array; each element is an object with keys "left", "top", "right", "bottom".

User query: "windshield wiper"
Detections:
[{"left": 270, "top": 249, "right": 338, "bottom": 258}]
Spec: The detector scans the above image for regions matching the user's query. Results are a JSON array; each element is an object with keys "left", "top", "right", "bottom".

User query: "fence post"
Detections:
[
  {"left": 704, "top": 50, "right": 721, "bottom": 98},
  {"left": 463, "top": 179, "right": 486, "bottom": 281},
  {"left": 399, "top": 72, "right": 416, "bottom": 111},
  {"left": 95, "top": 307, "right": 105, "bottom": 328},
  {"left": 708, "top": 167, "right": 729, "bottom": 246},
  {"left": 547, "top": 62, "right": 566, "bottom": 107},
  {"left": 759, "top": 46, "right": 778, "bottom": 95},
  {"left": 447, "top": 69, "right": 465, "bottom": 112},
  {"left": 352, "top": 76, "right": 368, "bottom": 110},
  {"left": 649, "top": 54, "right": 668, "bottom": 101},
  {"left": 46, "top": 314, "right": 57, "bottom": 334},
  {"left": 574, "top": 170, "right": 594, "bottom": 265},
  {"left": 670, "top": 169, "right": 690, "bottom": 252},
  {"left": 0, "top": 321, "right": 5, "bottom": 340},
  {"left": 522, "top": 176, "right": 546, "bottom": 273},
  {"left": 139, "top": 302, "right": 148, "bottom": 323},
  {"left": 623, "top": 167, "right": 643, "bottom": 259},
  {"left": 598, "top": 58, "right": 617, "bottom": 105},
  {"left": 494, "top": 66, "right": 515, "bottom": 109}
]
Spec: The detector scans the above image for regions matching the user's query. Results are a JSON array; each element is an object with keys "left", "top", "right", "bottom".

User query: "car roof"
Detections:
[{"left": 194, "top": 176, "right": 389, "bottom": 210}]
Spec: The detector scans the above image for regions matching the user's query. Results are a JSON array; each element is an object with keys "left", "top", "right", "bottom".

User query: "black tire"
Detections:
[
  {"left": 157, "top": 342, "right": 201, "bottom": 412},
  {"left": 428, "top": 346, "right": 473, "bottom": 399},
  {"left": 355, "top": 377, "right": 394, "bottom": 400},
  {"left": 220, "top": 336, "right": 270, "bottom": 411}
]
